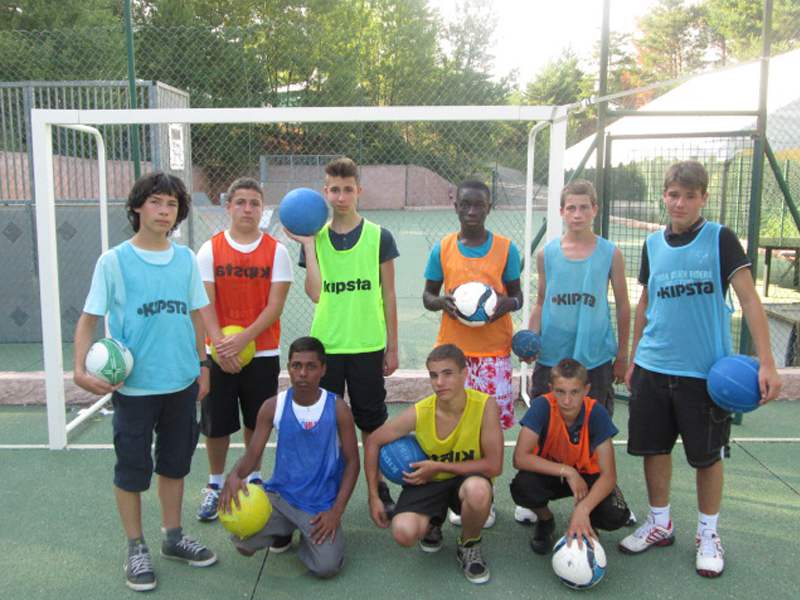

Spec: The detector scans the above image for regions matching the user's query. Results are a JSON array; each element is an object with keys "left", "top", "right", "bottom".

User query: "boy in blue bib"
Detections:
[
  {"left": 73, "top": 172, "right": 217, "bottom": 592},
  {"left": 619, "top": 161, "right": 782, "bottom": 578},
  {"left": 219, "top": 336, "right": 360, "bottom": 578}
]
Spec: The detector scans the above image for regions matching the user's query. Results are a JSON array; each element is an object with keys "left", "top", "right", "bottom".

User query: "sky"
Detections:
[{"left": 430, "top": 0, "right": 667, "bottom": 88}]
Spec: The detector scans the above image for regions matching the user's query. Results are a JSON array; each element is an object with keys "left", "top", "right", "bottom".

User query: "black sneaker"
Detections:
[
  {"left": 161, "top": 534, "right": 218, "bottom": 567},
  {"left": 419, "top": 520, "right": 443, "bottom": 553},
  {"left": 270, "top": 534, "right": 293, "bottom": 554},
  {"left": 530, "top": 517, "right": 555, "bottom": 555},
  {"left": 125, "top": 542, "right": 156, "bottom": 592},
  {"left": 456, "top": 538, "right": 490, "bottom": 584},
  {"left": 377, "top": 481, "right": 396, "bottom": 517}
]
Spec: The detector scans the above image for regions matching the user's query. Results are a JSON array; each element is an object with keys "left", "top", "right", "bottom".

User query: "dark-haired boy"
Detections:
[
  {"left": 510, "top": 358, "right": 631, "bottom": 555},
  {"left": 73, "top": 172, "right": 216, "bottom": 592},
  {"left": 195, "top": 177, "right": 292, "bottom": 526},
  {"left": 423, "top": 179, "right": 523, "bottom": 527},
  {"left": 285, "top": 156, "right": 399, "bottom": 514},
  {"left": 621, "top": 160, "right": 781, "bottom": 577},
  {"left": 364, "top": 344, "right": 503, "bottom": 585},
  {"left": 219, "top": 336, "right": 360, "bottom": 578}
]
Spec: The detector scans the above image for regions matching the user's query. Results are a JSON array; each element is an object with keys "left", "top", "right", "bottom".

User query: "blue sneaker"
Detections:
[{"left": 197, "top": 484, "right": 220, "bottom": 522}]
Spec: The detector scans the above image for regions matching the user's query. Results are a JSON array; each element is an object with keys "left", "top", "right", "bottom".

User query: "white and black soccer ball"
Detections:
[
  {"left": 85, "top": 338, "right": 134, "bottom": 385},
  {"left": 551, "top": 535, "right": 607, "bottom": 590},
  {"left": 452, "top": 281, "right": 497, "bottom": 327}
]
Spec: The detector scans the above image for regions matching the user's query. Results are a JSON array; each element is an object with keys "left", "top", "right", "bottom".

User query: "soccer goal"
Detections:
[{"left": 30, "top": 104, "right": 568, "bottom": 449}]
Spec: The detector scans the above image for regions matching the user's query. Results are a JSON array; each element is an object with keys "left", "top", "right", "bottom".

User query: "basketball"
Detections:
[
  {"left": 512, "top": 329, "right": 541, "bottom": 359},
  {"left": 219, "top": 483, "right": 272, "bottom": 539},
  {"left": 707, "top": 354, "right": 761, "bottom": 413},
  {"left": 85, "top": 338, "right": 134, "bottom": 385},
  {"left": 452, "top": 281, "right": 497, "bottom": 327},
  {"left": 279, "top": 187, "right": 328, "bottom": 236},
  {"left": 379, "top": 435, "right": 427, "bottom": 485},
  {"left": 210, "top": 325, "right": 256, "bottom": 367},
  {"left": 551, "top": 535, "right": 607, "bottom": 590}
]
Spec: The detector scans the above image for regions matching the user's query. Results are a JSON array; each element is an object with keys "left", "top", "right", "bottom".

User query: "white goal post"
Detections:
[{"left": 30, "top": 105, "right": 568, "bottom": 449}]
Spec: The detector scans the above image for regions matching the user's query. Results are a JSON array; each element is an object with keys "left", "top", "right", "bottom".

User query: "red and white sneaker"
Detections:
[
  {"left": 695, "top": 532, "right": 725, "bottom": 577},
  {"left": 618, "top": 515, "right": 675, "bottom": 554}
]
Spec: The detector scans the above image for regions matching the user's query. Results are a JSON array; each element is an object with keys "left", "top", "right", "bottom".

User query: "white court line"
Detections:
[{"left": 2, "top": 438, "right": 800, "bottom": 450}]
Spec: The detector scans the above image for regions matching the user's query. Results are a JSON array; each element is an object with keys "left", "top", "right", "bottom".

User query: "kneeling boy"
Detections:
[
  {"left": 219, "top": 336, "right": 359, "bottom": 578},
  {"left": 365, "top": 344, "right": 503, "bottom": 585},
  {"left": 510, "top": 358, "right": 631, "bottom": 554}
]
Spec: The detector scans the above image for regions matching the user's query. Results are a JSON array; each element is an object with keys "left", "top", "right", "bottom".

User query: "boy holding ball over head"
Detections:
[
  {"left": 620, "top": 160, "right": 781, "bottom": 577},
  {"left": 73, "top": 172, "right": 216, "bottom": 592},
  {"left": 510, "top": 358, "right": 631, "bottom": 555}
]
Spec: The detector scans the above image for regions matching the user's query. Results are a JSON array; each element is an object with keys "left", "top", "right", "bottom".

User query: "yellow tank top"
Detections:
[{"left": 414, "top": 388, "right": 488, "bottom": 481}]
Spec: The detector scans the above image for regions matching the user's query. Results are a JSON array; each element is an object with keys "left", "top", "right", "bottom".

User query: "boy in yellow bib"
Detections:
[{"left": 365, "top": 344, "right": 503, "bottom": 585}]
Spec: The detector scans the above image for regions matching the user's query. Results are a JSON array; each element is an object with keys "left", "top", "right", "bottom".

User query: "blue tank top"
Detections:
[
  {"left": 266, "top": 388, "right": 344, "bottom": 514},
  {"left": 635, "top": 221, "right": 732, "bottom": 378},
  {"left": 539, "top": 236, "right": 618, "bottom": 369},
  {"left": 112, "top": 241, "right": 200, "bottom": 394}
]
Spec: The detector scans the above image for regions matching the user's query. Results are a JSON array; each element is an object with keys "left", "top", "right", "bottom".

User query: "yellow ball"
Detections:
[
  {"left": 219, "top": 483, "right": 272, "bottom": 539},
  {"left": 210, "top": 325, "right": 257, "bottom": 367}
]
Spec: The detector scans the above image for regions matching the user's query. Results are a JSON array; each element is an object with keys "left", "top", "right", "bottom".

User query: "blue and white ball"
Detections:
[
  {"left": 452, "top": 281, "right": 497, "bottom": 327},
  {"left": 551, "top": 535, "right": 607, "bottom": 590}
]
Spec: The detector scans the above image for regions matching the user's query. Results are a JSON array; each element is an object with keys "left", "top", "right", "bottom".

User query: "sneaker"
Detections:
[
  {"left": 514, "top": 505, "right": 538, "bottom": 525},
  {"left": 626, "top": 509, "right": 638, "bottom": 526},
  {"left": 456, "top": 539, "right": 490, "bottom": 584},
  {"left": 377, "top": 481, "right": 396, "bottom": 517},
  {"left": 270, "top": 534, "right": 293, "bottom": 554},
  {"left": 124, "top": 542, "right": 156, "bottom": 592},
  {"left": 196, "top": 484, "right": 220, "bottom": 522},
  {"left": 161, "top": 535, "right": 218, "bottom": 567},
  {"left": 448, "top": 505, "right": 496, "bottom": 528},
  {"left": 618, "top": 516, "right": 675, "bottom": 554},
  {"left": 529, "top": 517, "right": 555, "bottom": 555},
  {"left": 419, "top": 521, "right": 443, "bottom": 553},
  {"left": 696, "top": 532, "right": 725, "bottom": 577}
]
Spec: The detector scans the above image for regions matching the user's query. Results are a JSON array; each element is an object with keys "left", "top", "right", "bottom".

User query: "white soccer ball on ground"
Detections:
[
  {"left": 452, "top": 281, "right": 497, "bottom": 327},
  {"left": 85, "top": 338, "right": 134, "bottom": 385},
  {"left": 551, "top": 535, "right": 607, "bottom": 590}
]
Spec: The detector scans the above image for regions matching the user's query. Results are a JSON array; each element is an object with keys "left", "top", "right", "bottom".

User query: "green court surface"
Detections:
[{"left": 2, "top": 401, "right": 799, "bottom": 599}]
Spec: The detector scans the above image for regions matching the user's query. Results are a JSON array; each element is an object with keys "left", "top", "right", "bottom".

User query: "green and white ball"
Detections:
[{"left": 85, "top": 338, "right": 134, "bottom": 385}]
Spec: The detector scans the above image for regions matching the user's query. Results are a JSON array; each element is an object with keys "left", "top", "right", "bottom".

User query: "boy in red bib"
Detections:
[{"left": 510, "top": 358, "right": 631, "bottom": 554}]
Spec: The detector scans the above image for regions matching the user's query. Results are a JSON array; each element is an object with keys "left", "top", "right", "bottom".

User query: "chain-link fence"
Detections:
[{"left": 2, "top": 19, "right": 800, "bottom": 371}]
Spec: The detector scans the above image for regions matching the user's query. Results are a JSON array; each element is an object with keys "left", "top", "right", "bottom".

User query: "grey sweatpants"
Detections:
[{"left": 233, "top": 491, "right": 345, "bottom": 578}]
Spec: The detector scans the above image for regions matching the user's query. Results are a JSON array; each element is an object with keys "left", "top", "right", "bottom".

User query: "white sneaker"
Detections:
[
  {"left": 696, "top": 532, "right": 725, "bottom": 577},
  {"left": 448, "top": 505, "right": 496, "bottom": 529},
  {"left": 514, "top": 505, "right": 537, "bottom": 525},
  {"left": 618, "top": 515, "right": 675, "bottom": 554}
]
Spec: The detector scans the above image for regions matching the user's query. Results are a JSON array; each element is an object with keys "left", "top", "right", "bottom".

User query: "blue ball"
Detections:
[
  {"left": 279, "top": 188, "right": 328, "bottom": 236},
  {"left": 707, "top": 354, "right": 761, "bottom": 413},
  {"left": 512, "top": 329, "right": 541, "bottom": 359},
  {"left": 379, "top": 435, "right": 427, "bottom": 485}
]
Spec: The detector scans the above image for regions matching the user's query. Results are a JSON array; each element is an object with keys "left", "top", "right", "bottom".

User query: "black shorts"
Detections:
[
  {"left": 531, "top": 361, "right": 615, "bottom": 416},
  {"left": 200, "top": 356, "right": 280, "bottom": 437},
  {"left": 321, "top": 350, "right": 387, "bottom": 433},
  {"left": 509, "top": 470, "right": 630, "bottom": 531},
  {"left": 112, "top": 383, "right": 199, "bottom": 492},
  {"left": 393, "top": 475, "right": 493, "bottom": 523},
  {"left": 627, "top": 365, "right": 731, "bottom": 468}
]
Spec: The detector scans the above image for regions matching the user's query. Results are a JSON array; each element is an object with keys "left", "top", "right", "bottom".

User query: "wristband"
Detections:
[{"left": 200, "top": 358, "right": 212, "bottom": 369}]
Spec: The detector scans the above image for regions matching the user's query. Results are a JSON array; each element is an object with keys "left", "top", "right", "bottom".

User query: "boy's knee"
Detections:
[
  {"left": 391, "top": 517, "right": 422, "bottom": 547},
  {"left": 461, "top": 476, "right": 492, "bottom": 508},
  {"left": 311, "top": 560, "right": 342, "bottom": 579}
]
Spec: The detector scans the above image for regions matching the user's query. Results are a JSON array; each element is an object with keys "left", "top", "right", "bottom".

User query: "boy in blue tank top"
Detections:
[
  {"left": 619, "top": 161, "right": 782, "bottom": 578},
  {"left": 219, "top": 336, "right": 360, "bottom": 578},
  {"left": 73, "top": 173, "right": 217, "bottom": 592},
  {"left": 527, "top": 180, "right": 630, "bottom": 417}
]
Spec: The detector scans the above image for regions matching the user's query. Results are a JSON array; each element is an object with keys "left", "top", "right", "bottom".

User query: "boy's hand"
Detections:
[
  {"left": 219, "top": 472, "right": 248, "bottom": 514},
  {"left": 624, "top": 363, "right": 636, "bottom": 391},
  {"left": 197, "top": 367, "right": 210, "bottom": 401},
  {"left": 368, "top": 493, "right": 390, "bottom": 528},
  {"left": 216, "top": 332, "right": 248, "bottom": 360},
  {"left": 383, "top": 348, "right": 399, "bottom": 376},
  {"left": 403, "top": 460, "right": 439, "bottom": 485},
  {"left": 759, "top": 363, "right": 782, "bottom": 404},
  {"left": 282, "top": 227, "right": 315, "bottom": 247},
  {"left": 612, "top": 354, "right": 628, "bottom": 384},
  {"left": 565, "top": 506, "right": 596, "bottom": 550},
  {"left": 565, "top": 467, "right": 588, "bottom": 502},
  {"left": 216, "top": 355, "right": 242, "bottom": 374},
  {"left": 310, "top": 508, "right": 342, "bottom": 544},
  {"left": 488, "top": 293, "right": 515, "bottom": 321},
  {"left": 73, "top": 370, "right": 121, "bottom": 396},
  {"left": 440, "top": 293, "right": 458, "bottom": 318}
]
